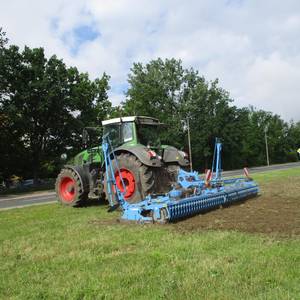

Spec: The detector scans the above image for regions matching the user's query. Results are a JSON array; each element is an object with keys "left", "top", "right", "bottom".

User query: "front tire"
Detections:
[{"left": 55, "top": 168, "right": 88, "bottom": 206}]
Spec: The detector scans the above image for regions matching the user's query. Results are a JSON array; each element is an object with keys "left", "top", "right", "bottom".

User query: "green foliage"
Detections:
[
  {"left": 0, "top": 27, "right": 8, "bottom": 49},
  {"left": 0, "top": 44, "right": 111, "bottom": 181},
  {"left": 287, "top": 121, "right": 300, "bottom": 150},
  {"left": 123, "top": 58, "right": 300, "bottom": 170},
  {"left": 124, "top": 58, "right": 256, "bottom": 169},
  {"left": 1, "top": 32, "right": 299, "bottom": 181},
  {"left": 124, "top": 58, "right": 186, "bottom": 149}
]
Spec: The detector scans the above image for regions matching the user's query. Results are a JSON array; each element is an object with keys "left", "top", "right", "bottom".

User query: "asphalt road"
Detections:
[
  {"left": 0, "top": 191, "right": 56, "bottom": 210},
  {"left": 1, "top": 161, "right": 300, "bottom": 210},
  {"left": 222, "top": 161, "right": 300, "bottom": 177}
]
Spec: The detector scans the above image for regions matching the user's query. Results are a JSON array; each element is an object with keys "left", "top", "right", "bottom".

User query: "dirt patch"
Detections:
[
  {"left": 171, "top": 177, "right": 300, "bottom": 237},
  {"left": 89, "top": 176, "right": 300, "bottom": 237}
]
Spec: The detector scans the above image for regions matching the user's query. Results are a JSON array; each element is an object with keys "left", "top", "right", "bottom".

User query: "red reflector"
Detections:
[
  {"left": 148, "top": 150, "right": 157, "bottom": 158},
  {"left": 244, "top": 167, "right": 250, "bottom": 178},
  {"left": 205, "top": 169, "right": 212, "bottom": 181}
]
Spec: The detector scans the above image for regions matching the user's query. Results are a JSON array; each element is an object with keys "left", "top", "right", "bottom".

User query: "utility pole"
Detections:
[
  {"left": 264, "top": 126, "right": 270, "bottom": 166},
  {"left": 187, "top": 117, "right": 193, "bottom": 171}
]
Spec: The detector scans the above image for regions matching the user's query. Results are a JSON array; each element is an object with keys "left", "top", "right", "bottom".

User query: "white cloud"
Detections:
[
  {"left": 110, "top": 92, "right": 125, "bottom": 107},
  {"left": 241, "top": 53, "right": 300, "bottom": 120},
  {"left": 1, "top": 0, "right": 300, "bottom": 121}
]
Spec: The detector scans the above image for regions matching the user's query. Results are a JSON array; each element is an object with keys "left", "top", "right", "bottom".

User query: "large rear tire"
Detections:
[
  {"left": 55, "top": 168, "right": 88, "bottom": 206},
  {"left": 104, "top": 153, "right": 155, "bottom": 204}
]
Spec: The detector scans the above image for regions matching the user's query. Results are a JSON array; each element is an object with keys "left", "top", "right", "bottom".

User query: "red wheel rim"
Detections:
[
  {"left": 115, "top": 168, "right": 135, "bottom": 199},
  {"left": 59, "top": 177, "right": 76, "bottom": 202}
]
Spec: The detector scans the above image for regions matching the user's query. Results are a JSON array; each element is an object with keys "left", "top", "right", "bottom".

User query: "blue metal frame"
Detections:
[
  {"left": 102, "top": 135, "right": 260, "bottom": 223},
  {"left": 102, "top": 134, "right": 129, "bottom": 210},
  {"left": 211, "top": 138, "right": 222, "bottom": 181}
]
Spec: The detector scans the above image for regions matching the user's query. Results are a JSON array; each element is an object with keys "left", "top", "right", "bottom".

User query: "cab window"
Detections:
[
  {"left": 103, "top": 122, "right": 133, "bottom": 147},
  {"left": 103, "top": 124, "right": 121, "bottom": 147},
  {"left": 122, "top": 122, "right": 133, "bottom": 142}
]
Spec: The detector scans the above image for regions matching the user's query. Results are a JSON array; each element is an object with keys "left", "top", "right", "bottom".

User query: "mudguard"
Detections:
[
  {"left": 163, "top": 146, "right": 189, "bottom": 167},
  {"left": 113, "top": 145, "right": 162, "bottom": 167},
  {"left": 113, "top": 145, "right": 189, "bottom": 168}
]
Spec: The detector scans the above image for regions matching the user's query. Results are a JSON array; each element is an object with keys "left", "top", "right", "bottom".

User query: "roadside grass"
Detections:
[
  {"left": 252, "top": 167, "right": 300, "bottom": 183},
  {"left": 0, "top": 169, "right": 299, "bottom": 299}
]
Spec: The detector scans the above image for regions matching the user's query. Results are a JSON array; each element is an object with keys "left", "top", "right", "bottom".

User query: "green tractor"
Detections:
[{"left": 55, "top": 116, "right": 189, "bottom": 206}]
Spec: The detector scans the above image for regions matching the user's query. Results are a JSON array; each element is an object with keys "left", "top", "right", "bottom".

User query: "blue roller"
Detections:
[{"left": 102, "top": 135, "right": 260, "bottom": 223}]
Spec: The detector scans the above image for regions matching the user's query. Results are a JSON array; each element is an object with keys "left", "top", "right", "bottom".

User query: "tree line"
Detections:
[
  {"left": 1, "top": 28, "right": 299, "bottom": 183},
  {"left": 122, "top": 59, "right": 300, "bottom": 170}
]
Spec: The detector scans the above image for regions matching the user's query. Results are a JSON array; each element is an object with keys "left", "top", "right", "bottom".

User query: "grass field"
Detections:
[{"left": 0, "top": 168, "right": 299, "bottom": 299}]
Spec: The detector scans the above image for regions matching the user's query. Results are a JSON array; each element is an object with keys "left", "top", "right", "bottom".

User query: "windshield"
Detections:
[
  {"left": 103, "top": 122, "right": 134, "bottom": 148},
  {"left": 137, "top": 124, "right": 161, "bottom": 147}
]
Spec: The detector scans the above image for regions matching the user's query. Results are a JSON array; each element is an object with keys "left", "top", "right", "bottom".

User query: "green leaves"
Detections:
[
  {"left": 0, "top": 27, "right": 8, "bottom": 49},
  {"left": 0, "top": 44, "right": 111, "bottom": 180},
  {"left": 0, "top": 39, "right": 298, "bottom": 180},
  {"left": 122, "top": 58, "right": 299, "bottom": 170},
  {"left": 123, "top": 59, "right": 235, "bottom": 169}
]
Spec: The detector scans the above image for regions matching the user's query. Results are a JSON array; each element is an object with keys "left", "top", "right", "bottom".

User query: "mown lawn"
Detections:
[
  {"left": 0, "top": 169, "right": 299, "bottom": 299},
  {"left": 252, "top": 166, "right": 300, "bottom": 182}
]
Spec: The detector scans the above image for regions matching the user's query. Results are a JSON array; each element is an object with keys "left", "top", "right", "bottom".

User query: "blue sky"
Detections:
[
  {"left": 1, "top": 0, "right": 300, "bottom": 121},
  {"left": 68, "top": 25, "right": 100, "bottom": 55}
]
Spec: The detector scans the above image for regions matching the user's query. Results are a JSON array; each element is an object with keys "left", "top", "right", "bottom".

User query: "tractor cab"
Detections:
[{"left": 102, "top": 116, "right": 164, "bottom": 149}]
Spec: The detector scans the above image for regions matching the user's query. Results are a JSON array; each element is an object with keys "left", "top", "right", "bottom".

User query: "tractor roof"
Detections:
[{"left": 102, "top": 116, "right": 161, "bottom": 126}]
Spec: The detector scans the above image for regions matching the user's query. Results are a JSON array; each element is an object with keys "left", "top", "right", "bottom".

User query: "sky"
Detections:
[{"left": 1, "top": 0, "right": 300, "bottom": 121}]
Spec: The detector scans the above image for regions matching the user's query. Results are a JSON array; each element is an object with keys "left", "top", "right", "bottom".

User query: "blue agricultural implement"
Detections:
[{"left": 102, "top": 134, "right": 260, "bottom": 223}]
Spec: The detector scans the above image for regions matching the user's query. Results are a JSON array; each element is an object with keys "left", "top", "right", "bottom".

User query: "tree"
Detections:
[
  {"left": 0, "top": 45, "right": 111, "bottom": 182},
  {"left": 287, "top": 121, "right": 300, "bottom": 150},
  {"left": 181, "top": 77, "right": 241, "bottom": 170},
  {"left": 0, "top": 27, "right": 8, "bottom": 49},
  {"left": 124, "top": 58, "right": 186, "bottom": 148},
  {"left": 123, "top": 58, "right": 239, "bottom": 170}
]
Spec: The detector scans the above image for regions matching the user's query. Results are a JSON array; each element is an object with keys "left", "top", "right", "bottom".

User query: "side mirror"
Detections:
[{"left": 82, "top": 129, "right": 90, "bottom": 147}]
